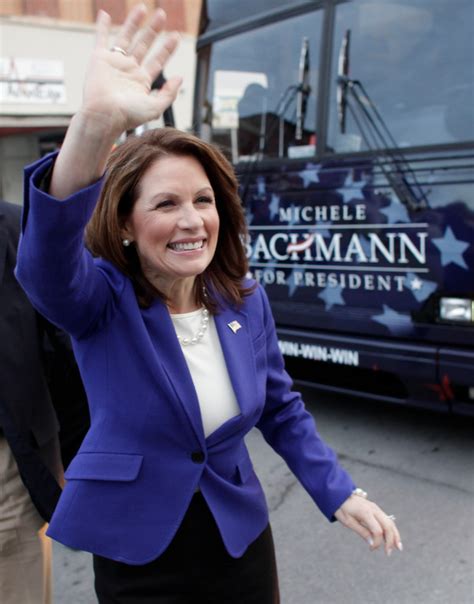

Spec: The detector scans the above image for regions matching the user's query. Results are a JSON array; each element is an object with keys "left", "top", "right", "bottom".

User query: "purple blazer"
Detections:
[{"left": 16, "top": 154, "right": 355, "bottom": 564}]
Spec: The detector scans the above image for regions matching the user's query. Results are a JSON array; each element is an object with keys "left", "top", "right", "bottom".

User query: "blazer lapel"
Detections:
[
  {"left": 141, "top": 301, "right": 206, "bottom": 446},
  {"left": 214, "top": 307, "right": 256, "bottom": 418},
  {"left": 142, "top": 300, "right": 257, "bottom": 444}
]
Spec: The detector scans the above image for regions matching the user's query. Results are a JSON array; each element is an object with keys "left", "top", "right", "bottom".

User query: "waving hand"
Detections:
[
  {"left": 51, "top": 4, "right": 181, "bottom": 199},
  {"left": 83, "top": 6, "right": 181, "bottom": 134}
]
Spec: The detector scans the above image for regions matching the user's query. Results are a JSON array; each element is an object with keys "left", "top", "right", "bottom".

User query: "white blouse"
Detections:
[{"left": 170, "top": 309, "right": 240, "bottom": 438}]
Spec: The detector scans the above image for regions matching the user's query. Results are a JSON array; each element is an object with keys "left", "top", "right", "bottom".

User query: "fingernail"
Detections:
[
  {"left": 366, "top": 537, "right": 374, "bottom": 547},
  {"left": 397, "top": 541, "right": 403, "bottom": 552},
  {"left": 387, "top": 548, "right": 392, "bottom": 557}
]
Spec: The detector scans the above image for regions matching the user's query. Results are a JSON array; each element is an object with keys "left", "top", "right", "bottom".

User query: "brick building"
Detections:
[{"left": 0, "top": 1, "right": 201, "bottom": 33}]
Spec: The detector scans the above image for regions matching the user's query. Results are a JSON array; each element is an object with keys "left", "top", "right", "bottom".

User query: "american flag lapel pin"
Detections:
[{"left": 227, "top": 320, "right": 242, "bottom": 334}]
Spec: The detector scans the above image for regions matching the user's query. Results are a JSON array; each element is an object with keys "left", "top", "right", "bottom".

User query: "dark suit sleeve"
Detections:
[
  {"left": 254, "top": 285, "right": 356, "bottom": 520},
  {"left": 39, "top": 316, "right": 90, "bottom": 469},
  {"left": 0, "top": 198, "right": 22, "bottom": 245},
  {"left": 0, "top": 199, "right": 63, "bottom": 521}
]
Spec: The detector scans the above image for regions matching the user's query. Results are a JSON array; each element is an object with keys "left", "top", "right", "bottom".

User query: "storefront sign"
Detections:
[{"left": 0, "top": 57, "right": 66, "bottom": 104}]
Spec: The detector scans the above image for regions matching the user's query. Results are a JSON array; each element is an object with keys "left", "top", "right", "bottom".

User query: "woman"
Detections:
[{"left": 16, "top": 6, "right": 402, "bottom": 603}]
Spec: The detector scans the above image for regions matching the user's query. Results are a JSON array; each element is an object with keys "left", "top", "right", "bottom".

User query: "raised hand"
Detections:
[
  {"left": 50, "top": 4, "right": 182, "bottom": 200},
  {"left": 83, "top": 5, "right": 181, "bottom": 135}
]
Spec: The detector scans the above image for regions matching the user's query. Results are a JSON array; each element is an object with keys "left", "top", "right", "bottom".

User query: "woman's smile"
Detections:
[{"left": 168, "top": 238, "right": 206, "bottom": 252}]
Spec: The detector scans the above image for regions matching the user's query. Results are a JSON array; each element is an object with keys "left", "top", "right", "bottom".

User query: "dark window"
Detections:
[
  {"left": 328, "top": 0, "right": 474, "bottom": 153},
  {"left": 203, "top": 10, "right": 322, "bottom": 162},
  {"left": 204, "top": 0, "right": 303, "bottom": 32}
]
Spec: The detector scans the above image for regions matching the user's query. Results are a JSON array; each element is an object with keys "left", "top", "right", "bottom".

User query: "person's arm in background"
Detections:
[
  {"left": 39, "top": 315, "right": 90, "bottom": 470},
  {"left": 0, "top": 199, "right": 63, "bottom": 520}
]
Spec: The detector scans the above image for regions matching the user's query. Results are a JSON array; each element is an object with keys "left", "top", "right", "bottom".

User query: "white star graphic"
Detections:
[
  {"left": 405, "top": 272, "right": 438, "bottom": 302},
  {"left": 337, "top": 171, "right": 365, "bottom": 203},
  {"left": 379, "top": 196, "right": 410, "bottom": 224},
  {"left": 318, "top": 284, "right": 345, "bottom": 310},
  {"left": 299, "top": 167, "right": 320, "bottom": 188},
  {"left": 256, "top": 176, "right": 266, "bottom": 196},
  {"left": 269, "top": 194, "right": 280, "bottom": 221},
  {"left": 372, "top": 305, "right": 412, "bottom": 334},
  {"left": 431, "top": 226, "right": 469, "bottom": 269},
  {"left": 288, "top": 269, "right": 302, "bottom": 297},
  {"left": 410, "top": 277, "right": 423, "bottom": 291}
]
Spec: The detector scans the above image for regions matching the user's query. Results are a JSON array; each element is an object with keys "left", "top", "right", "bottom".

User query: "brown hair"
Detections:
[{"left": 86, "top": 128, "right": 253, "bottom": 310}]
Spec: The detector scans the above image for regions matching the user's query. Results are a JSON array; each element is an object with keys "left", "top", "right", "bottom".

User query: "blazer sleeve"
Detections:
[
  {"left": 254, "top": 285, "right": 356, "bottom": 521},
  {"left": 15, "top": 153, "right": 123, "bottom": 340}
]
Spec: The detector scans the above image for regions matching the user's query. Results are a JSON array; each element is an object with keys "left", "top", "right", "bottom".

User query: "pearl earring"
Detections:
[{"left": 122, "top": 239, "right": 131, "bottom": 247}]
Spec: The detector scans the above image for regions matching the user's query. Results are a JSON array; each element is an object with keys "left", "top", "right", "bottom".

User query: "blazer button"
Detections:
[{"left": 191, "top": 451, "right": 205, "bottom": 464}]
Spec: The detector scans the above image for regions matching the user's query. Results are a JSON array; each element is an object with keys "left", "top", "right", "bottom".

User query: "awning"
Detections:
[{"left": 0, "top": 114, "right": 71, "bottom": 135}]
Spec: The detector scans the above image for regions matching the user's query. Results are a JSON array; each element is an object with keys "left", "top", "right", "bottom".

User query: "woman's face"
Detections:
[{"left": 123, "top": 154, "right": 220, "bottom": 293}]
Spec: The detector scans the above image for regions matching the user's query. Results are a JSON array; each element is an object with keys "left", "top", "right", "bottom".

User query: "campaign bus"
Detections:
[{"left": 192, "top": 0, "right": 474, "bottom": 415}]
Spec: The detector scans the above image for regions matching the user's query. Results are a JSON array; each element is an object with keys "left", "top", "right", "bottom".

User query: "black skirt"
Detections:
[{"left": 93, "top": 491, "right": 280, "bottom": 604}]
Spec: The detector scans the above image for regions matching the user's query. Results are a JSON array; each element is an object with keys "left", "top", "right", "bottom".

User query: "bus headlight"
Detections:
[{"left": 439, "top": 297, "right": 473, "bottom": 323}]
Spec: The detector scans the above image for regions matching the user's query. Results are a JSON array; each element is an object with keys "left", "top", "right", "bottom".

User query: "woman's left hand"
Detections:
[
  {"left": 50, "top": 4, "right": 182, "bottom": 199},
  {"left": 334, "top": 492, "right": 403, "bottom": 556},
  {"left": 82, "top": 6, "right": 182, "bottom": 137}
]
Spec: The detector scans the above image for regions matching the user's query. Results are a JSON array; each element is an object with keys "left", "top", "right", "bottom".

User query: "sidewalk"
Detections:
[{"left": 53, "top": 542, "right": 95, "bottom": 603}]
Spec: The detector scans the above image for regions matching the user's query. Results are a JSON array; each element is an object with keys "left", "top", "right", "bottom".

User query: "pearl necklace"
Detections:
[{"left": 176, "top": 308, "right": 209, "bottom": 346}]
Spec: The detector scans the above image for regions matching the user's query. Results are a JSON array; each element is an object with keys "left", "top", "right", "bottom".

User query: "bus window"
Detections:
[
  {"left": 328, "top": 0, "right": 474, "bottom": 153},
  {"left": 204, "top": 0, "right": 293, "bottom": 31},
  {"left": 203, "top": 10, "right": 322, "bottom": 162}
]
